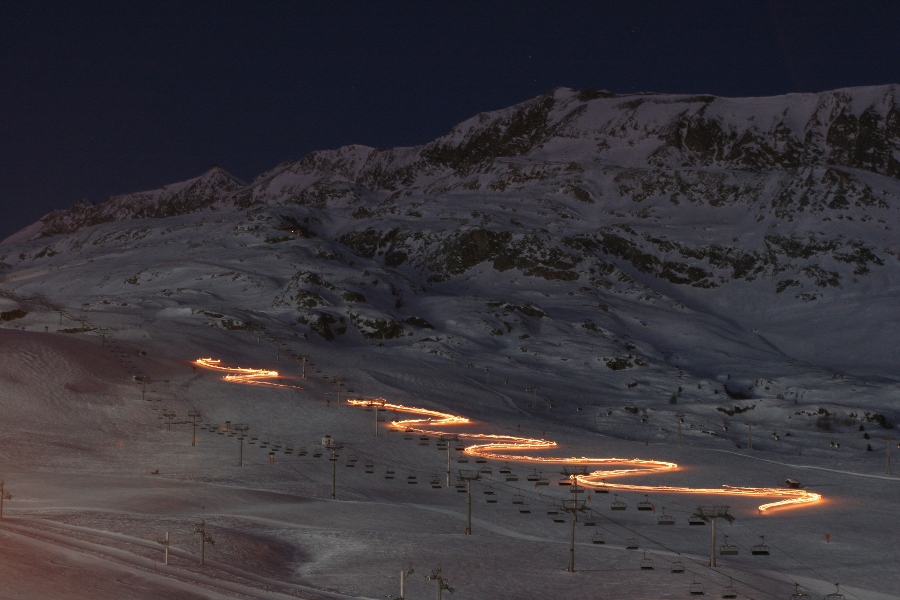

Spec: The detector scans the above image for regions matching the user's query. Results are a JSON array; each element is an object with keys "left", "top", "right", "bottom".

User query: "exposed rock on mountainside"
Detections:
[{"left": 2, "top": 85, "right": 899, "bottom": 375}]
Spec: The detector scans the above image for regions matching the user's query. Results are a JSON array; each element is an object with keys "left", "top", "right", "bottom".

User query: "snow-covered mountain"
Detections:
[
  {"left": 1, "top": 86, "right": 899, "bottom": 600},
  {"left": 3, "top": 86, "right": 899, "bottom": 374}
]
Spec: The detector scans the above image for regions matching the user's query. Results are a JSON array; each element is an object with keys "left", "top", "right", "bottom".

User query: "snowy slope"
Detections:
[{"left": 0, "top": 86, "right": 898, "bottom": 599}]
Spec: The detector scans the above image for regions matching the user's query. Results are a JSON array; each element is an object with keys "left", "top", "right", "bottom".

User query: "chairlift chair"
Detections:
[
  {"left": 506, "top": 474, "right": 519, "bottom": 482},
  {"left": 512, "top": 494, "right": 524, "bottom": 504},
  {"left": 499, "top": 464, "right": 512, "bottom": 474},
  {"left": 546, "top": 508, "right": 559, "bottom": 515},
  {"left": 671, "top": 560, "right": 685, "bottom": 573},
  {"left": 640, "top": 552, "right": 654, "bottom": 570},
  {"left": 430, "top": 477, "right": 442, "bottom": 489},
  {"left": 483, "top": 486, "right": 495, "bottom": 495},
  {"left": 457, "top": 455, "right": 470, "bottom": 463},
  {"left": 637, "top": 495, "right": 654, "bottom": 511},
  {"left": 558, "top": 476, "right": 573, "bottom": 486},
  {"left": 404, "top": 432, "right": 414, "bottom": 441},
  {"left": 823, "top": 584, "right": 845, "bottom": 600},
  {"left": 751, "top": 535, "right": 770, "bottom": 555},
  {"left": 592, "top": 532, "right": 606, "bottom": 544},
  {"left": 479, "top": 466, "right": 492, "bottom": 476},
  {"left": 790, "top": 584, "right": 810, "bottom": 599},
  {"left": 625, "top": 537, "right": 639, "bottom": 550},
  {"left": 486, "top": 495, "right": 498, "bottom": 504},
  {"left": 720, "top": 536, "right": 739, "bottom": 555},
  {"left": 690, "top": 578, "right": 706, "bottom": 596},
  {"left": 519, "top": 503, "right": 531, "bottom": 514},
  {"left": 527, "top": 470, "right": 540, "bottom": 482},
  {"left": 658, "top": 508, "right": 676, "bottom": 525},
  {"left": 298, "top": 445, "right": 307, "bottom": 456},
  {"left": 417, "top": 438, "right": 430, "bottom": 447},
  {"left": 722, "top": 578, "right": 737, "bottom": 599},
  {"left": 312, "top": 447, "right": 323, "bottom": 457},
  {"left": 455, "top": 443, "right": 465, "bottom": 451},
  {"left": 455, "top": 482, "right": 467, "bottom": 493},
  {"left": 553, "top": 513, "right": 566, "bottom": 523},
  {"left": 536, "top": 476, "right": 550, "bottom": 486},
  {"left": 583, "top": 516, "right": 596, "bottom": 526},
  {"left": 611, "top": 495, "right": 627, "bottom": 510},
  {"left": 475, "top": 457, "right": 487, "bottom": 464},
  {"left": 364, "top": 462, "right": 375, "bottom": 473},
  {"left": 407, "top": 473, "right": 418, "bottom": 484},
  {"left": 385, "top": 469, "right": 395, "bottom": 479},
  {"left": 688, "top": 514, "right": 706, "bottom": 525}
]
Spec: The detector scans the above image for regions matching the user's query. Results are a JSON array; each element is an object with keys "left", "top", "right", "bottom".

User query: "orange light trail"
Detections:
[
  {"left": 195, "top": 359, "right": 820, "bottom": 512},
  {"left": 194, "top": 358, "right": 301, "bottom": 390},
  {"left": 347, "top": 397, "right": 821, "bottom": 512}
]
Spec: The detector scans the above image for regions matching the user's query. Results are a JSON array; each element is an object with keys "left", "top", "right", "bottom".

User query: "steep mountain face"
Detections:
[
  {"left": 2, "top": 86, "right": 899, "bottom": 385},
  {"left": 20, "top": 167, "right": 246, "bottom": 240}
]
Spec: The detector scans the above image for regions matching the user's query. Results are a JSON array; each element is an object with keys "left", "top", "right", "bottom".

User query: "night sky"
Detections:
[{"left": 2, "top": 1, "right": 899, "bottom": 240}]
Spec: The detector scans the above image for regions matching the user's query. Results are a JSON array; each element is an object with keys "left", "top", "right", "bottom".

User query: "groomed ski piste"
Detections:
[{"left": 0, "top": 301, "right": 897, "bottom": 600}]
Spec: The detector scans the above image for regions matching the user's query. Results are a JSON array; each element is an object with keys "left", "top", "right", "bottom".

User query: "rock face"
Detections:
[{"left": 2, "top": 86, "right": 899, "bottom": 375}]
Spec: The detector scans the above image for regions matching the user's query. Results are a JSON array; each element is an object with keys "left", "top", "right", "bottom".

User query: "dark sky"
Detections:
[{"left": 2, "top": 0, "right": 899, "bottom": 239}]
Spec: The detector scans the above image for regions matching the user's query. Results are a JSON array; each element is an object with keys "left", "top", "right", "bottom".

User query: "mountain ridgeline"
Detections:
[{"left": 3, "top": 86, "right": 899, "bottom": 376}]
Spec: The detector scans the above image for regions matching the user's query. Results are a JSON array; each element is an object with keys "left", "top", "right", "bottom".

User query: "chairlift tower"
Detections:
[
  {"left": 0, "top": 481, "right": 11, "bottom": 519},
  {"left": 162, "top": 409, "right": 177, "bottom": 431},
  {"left": 373, "top": 398, "right": 387, "bottom": 437},
  {"left": 187, "top": 410, "right": 202, "bottom": 446},
  {"left": 388, "top": 566, "right": 415, "bottom": 600},
  {"left": 425, "top": 568, "right": 454, "bottom": 600},
  {"left": 458, "top": 469, "right": 481, "bottom": 535},
  {"left": 563, "top": 480, "right": 587, "bottom": 572},
  {"left": 155, "top": 531, "right": 171, "bottom": 565},
  {"left": 324, "top": 436, "right": 344, "bottom": 500},
  {"left": 695, "top": 505, "right": 734, "bottom": 567},
  {"left": 442, "top": 434, "right": 460, "bottom": 486},
  {"left": 235, "top": 424, "right": 249, "bottom": 466},
  {"left": 192, "top": 519, "right": 215, "bottom": 566}
]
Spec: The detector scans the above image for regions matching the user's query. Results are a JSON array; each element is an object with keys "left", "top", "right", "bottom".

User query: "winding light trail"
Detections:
[
  {"left": 195, "top": 358, "right": 821, "bottom": 512},
  {"left": 347, "top": 399, "right": 822, "bottom": 512},
  {"left": 194, "top": 358, "right": 302, "bottom": 389}
]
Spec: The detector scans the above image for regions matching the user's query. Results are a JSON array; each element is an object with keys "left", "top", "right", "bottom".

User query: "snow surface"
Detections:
[
  {"left": 0, "top": 299, "right": 897, "bottom": 599},
  {"left": 0, "top": 85, "right": 898, "bottom": 599}
]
